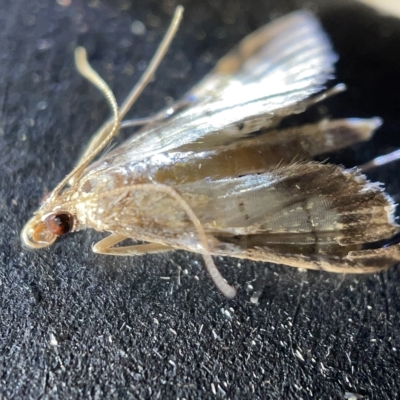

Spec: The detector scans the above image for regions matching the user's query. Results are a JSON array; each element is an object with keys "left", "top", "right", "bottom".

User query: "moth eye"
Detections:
[{"left": 45, "top": 213, "right": 74, "bottom": 236}]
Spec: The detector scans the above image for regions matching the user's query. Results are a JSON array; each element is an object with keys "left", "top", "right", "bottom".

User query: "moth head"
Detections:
[
  {"left": 21, "top": 45, "right": 121, "bottom": 250},
  {"left": 21, "top": 7, "right": 184, "bottom": 250},
  {"left": 21, "top": 210, "right": 75, "bottom": 249}
]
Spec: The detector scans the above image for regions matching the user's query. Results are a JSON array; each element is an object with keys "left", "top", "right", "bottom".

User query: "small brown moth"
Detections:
[{"left": 22, "top": 7, "right": 400, "bottom": 298}]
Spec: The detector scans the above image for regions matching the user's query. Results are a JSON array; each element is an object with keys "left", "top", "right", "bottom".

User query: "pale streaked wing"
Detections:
[
  {"left": 93, "top": 11, "right": 337, "bottom": 169},
  {"left": 175, "top": 163, "right": 396, "bottom": 245},
  {"left": 90, "top": 162, "right": 397, "bottom": 249}
]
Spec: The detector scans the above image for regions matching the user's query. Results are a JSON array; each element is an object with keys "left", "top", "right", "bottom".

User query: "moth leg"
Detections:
[
  {"left": 171, "top": 117, "right": 382, "bottom": 179},
  {"left": 120, "top": 98, "right": 194, "bottom": 129},
  {"left": 214, "top": 243, "right": 400, "bottom": 274},
  {"left": 93, "top": 233, "right": 173, "bottom": 256},
  {"left": 289, "top": 117, "right": 382, "bottom": 158},
  {"left": 341, "top": 244, "right": 400, "bottom": 273},
  {"left": 91, "top": 183, "right": 237, "bottom": 299},
  {"left": 300, "top": 83, "right": 346, "bottom": 110},
  {"left": 119, "top": 116, "right": 163, "bottom": 129},
  {"left": 358, "top": 149, "right": 400, "bottom": 171}
]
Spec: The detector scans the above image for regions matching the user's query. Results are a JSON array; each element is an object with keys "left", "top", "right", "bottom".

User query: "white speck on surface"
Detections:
[
  {"left": 25, "top": 118, "right": 35, "bottom": 126},
  {"left": 18, "top": 129, "right": 27, "bottom": 141},
  {"left": 37, "top": 101, "right": 47, "bottom": 110},
  {"left": 211, "top": 383, "right": 216, "bottom": 395},
  {"left": 37, "top": 38, "right": 54, "bottom": 51},
  {"left": 56, "top": 0, "right": 72, "bottom": 6},
  {"left": 220, "top": 308, "right": 232, "bottom": 319},
  {"left": 49, "top": 333, "right": 58, "bottom": 346},
  {"left": 344, "top": 392, "right": 364, "bottom": 400},
  {"left": 131, "top": 20, "right": 146, "bottom": 35},
  {"left": 250, "top": 290, "right": 261, "bottom": 304},
  {"left": 295, "top": 349, "right": 305, "bottom": 361}
]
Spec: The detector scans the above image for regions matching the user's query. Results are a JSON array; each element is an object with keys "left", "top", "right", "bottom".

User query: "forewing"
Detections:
[
  {"left": 190, "top": 162, "right": 400, "bottom": 273},
  {"left": 87, "top": 162, "right": 397, "bottom": 255},
  {"left": 147, "top": 118, "right": 381, "bottom": 184},
  {"left": 98, "top": 11, "right": 337, "bottom": 167},
  {"left": 176, "top": 162, "right": 397, "bottom": 245}
]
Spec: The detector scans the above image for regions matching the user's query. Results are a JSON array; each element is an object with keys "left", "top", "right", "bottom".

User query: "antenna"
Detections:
[{"left": 50, "top": 5, "right": 184, "bottom": 199}]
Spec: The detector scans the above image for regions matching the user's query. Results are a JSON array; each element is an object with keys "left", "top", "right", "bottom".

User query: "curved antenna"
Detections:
[
  {"left": 119, "top": 6, "right": 184, "bottom": 119},
  {"left": 60, "top": 182, "right": 237, "bottom": 299},
  {"left": 51, "top": 5, "right": 184, "bottom": 198},
  {"left": 49, "top": 47, "right": 120, "bottom": 199}
]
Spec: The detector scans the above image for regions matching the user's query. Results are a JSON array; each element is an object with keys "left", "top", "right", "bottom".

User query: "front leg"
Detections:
[{"left": 93, "top": 233, "right": 173, "bottom": 256}]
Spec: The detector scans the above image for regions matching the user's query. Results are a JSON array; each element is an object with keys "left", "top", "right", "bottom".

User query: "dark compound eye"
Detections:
[{"left": 45, "top": 213, "right": 74, "bottom": 236}]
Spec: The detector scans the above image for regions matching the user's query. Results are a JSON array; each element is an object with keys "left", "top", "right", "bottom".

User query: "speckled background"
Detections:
[{"left": 1, "top": 0, "right": 400, "bottom": 398}]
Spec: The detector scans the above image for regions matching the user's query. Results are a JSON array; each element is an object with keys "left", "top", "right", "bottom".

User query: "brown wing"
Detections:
[
  {"left": 82, "top": 161, "right": 399, "bottom": 273},
  {"left": 151, "top": 118, "right": 381, "bottom": 184}
]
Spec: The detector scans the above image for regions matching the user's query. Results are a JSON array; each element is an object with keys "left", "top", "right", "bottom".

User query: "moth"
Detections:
[{"left": 22, "top": 7, "right": 400, "bottom": 299}]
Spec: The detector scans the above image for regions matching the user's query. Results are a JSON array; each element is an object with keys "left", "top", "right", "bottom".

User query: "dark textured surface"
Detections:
[{"left": 1, "top": 0, "right": 400, "bottom": 398}]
